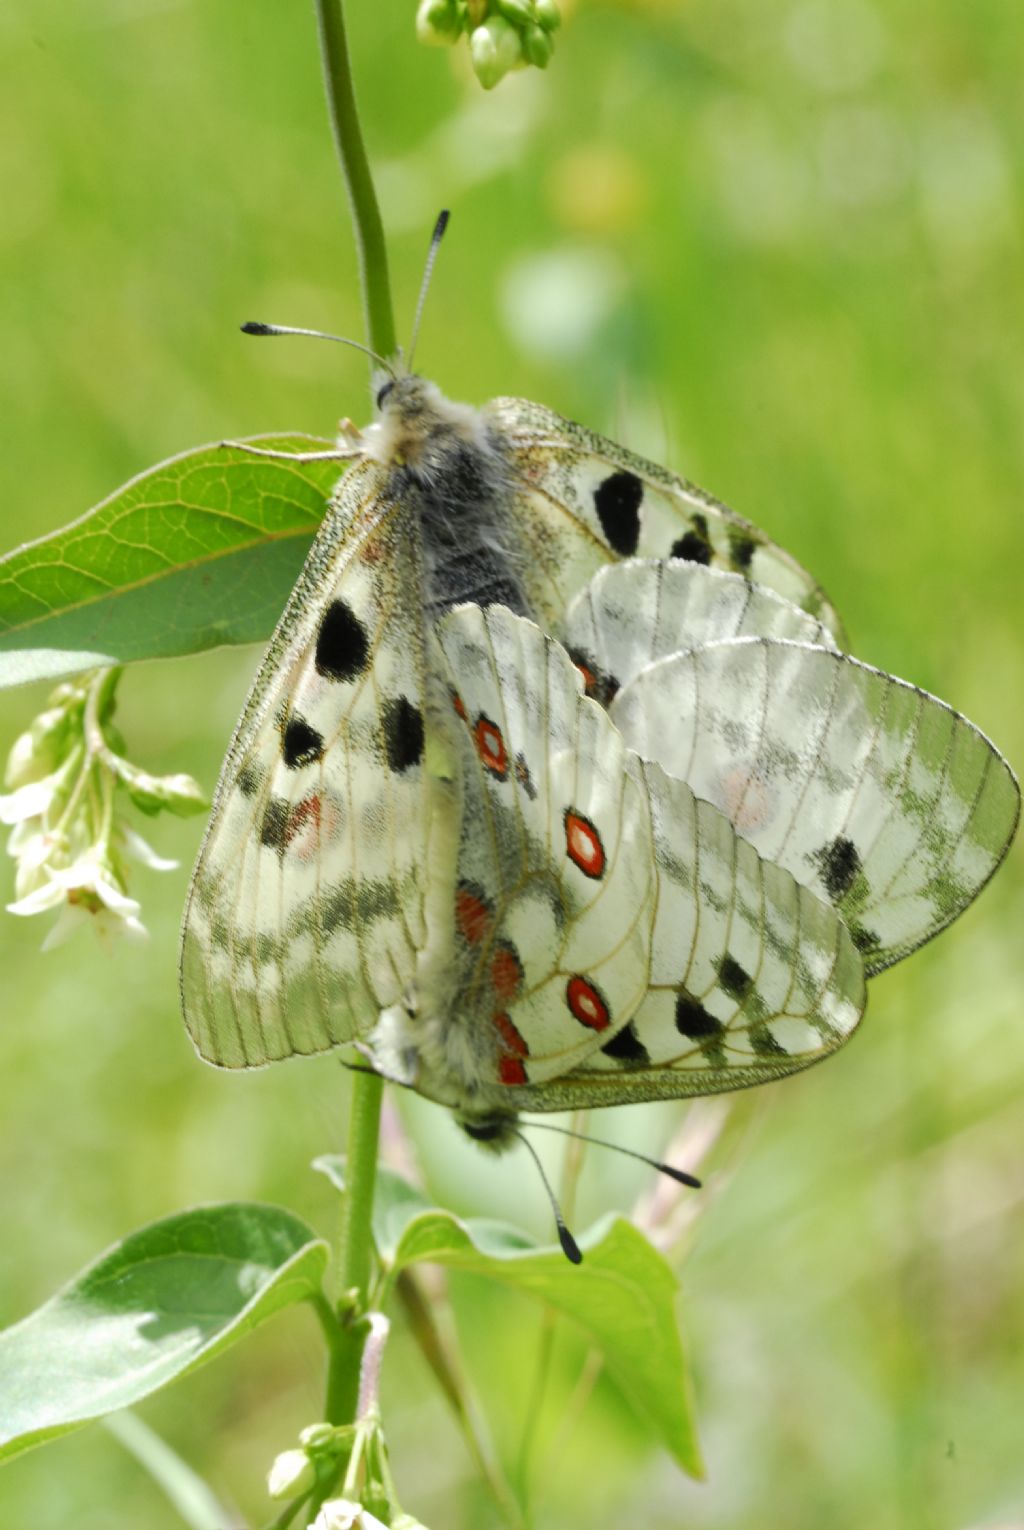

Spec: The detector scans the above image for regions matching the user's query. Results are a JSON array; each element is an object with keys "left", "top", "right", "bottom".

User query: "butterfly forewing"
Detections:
[
  {"left": 612, "top": 637, "right": 1021, "bottom": 974},
  {"left": 181, "top": 464, "right": 433, "bottom": 1067},
  {"left": 487, "top": 397, "right": 843, "bottom": 639}
]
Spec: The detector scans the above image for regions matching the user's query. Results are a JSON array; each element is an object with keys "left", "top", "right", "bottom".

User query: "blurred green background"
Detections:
[{"left": 1, "top": 0, "right": 1022, "bottom": 1526}]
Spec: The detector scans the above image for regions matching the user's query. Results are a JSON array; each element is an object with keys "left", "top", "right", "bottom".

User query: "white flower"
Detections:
[
  {"left": 309, "top": 1501, "right": 388, "bottom": 1530},
  {"left": 7, "top": 851, "right": 148, "bottom": 950},
  {"left": 6, "top": 878, "right": 67, "bottom": 918},
  {"left": 118, "top": 823, "right": 178, "bottom": 872},
  {"left": 9, "top": 824, "right": 68, "bottom": 899},
  {"left": 0, "top": 776, "right": 59, "bottom": 826}
]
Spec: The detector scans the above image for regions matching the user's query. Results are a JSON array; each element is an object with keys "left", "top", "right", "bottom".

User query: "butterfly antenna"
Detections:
[
  {"left": 514, "top": 1128, "right": 582, "bottom": 1264},
  {"left": 240, "top": 321, "right": 396, "bottom": 377},
  {"left": 406, "top": 209, "right": 450, "bottom": 372},
  {"left": 524, "top": 1119, "right": 702, "bottom": 1189}
]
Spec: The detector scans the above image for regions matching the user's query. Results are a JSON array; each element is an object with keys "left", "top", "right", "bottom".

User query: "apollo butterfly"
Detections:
[{"left": 180, "top": 216, "right": 1019, "bottom": 1152}]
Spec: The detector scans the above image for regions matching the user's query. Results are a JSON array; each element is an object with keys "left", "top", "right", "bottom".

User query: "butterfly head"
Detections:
[{"left": 361, "top": 370, "right": 490, "bottom": 471}]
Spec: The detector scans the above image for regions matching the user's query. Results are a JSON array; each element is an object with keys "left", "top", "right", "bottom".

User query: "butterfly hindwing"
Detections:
[
  {"left": 181, "top": 462, "right": 433, "bottom": 1067},
  {"left": 535, "top": 762, "right": 866, "bottom": 1108},
  {"left": 559, "top": 558, "right": 837, "bottom": 706},
  {"left": 413, "top": 605, "right": 865, "bottom": 1114},
  {"left": 612, "top": 637, "right": 1021, "bottom": 974},
  {"left": 429, "top": 603, "right": 658, "bottom": 1092},
  {"left": 485, "top": 396, "right": 843, "bottom": 639}
]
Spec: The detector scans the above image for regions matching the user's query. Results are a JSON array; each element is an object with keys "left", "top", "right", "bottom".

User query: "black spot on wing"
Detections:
[
  {"left": 600, "top": 1023, "right": 650, "bottom": 1067},
  {"left": 312, "top": 876, "right": 404, "bottom": 936},
  {"left": 727, "top": 529, "right": 757, "bottom": 572},
  {"left": 749, "top": 1023, "right": 786, "bottom": 1057},
  {"left": 674, "top": 992, "right": 722, "bottom": 1039},
  {"left": 851, "top": 924, "right": 881, "bottom": 957},
  {"left": 514, "top": 753, "right": 537, "bottom": 800},
  {"left": 259, "top": 797, "right": 289, "bottom": 853},
  {"left": 282, "top": 715, "right": 325, "bottom": 769},
  {"left": 237, "top": 762, "right": 264, "bottom": 798},
  {"left": 566, "top": 645, "right": 620, "bottom": 707},
  {"left": 382, "top": 696, "right": 425, "bottom": 773},
  {"left": 593, "top": 471, "right": 643, "bottom": 555},
  {"left": 718, "top": 955, "right": 752, "bottom": 1002},
  {"left": 816, "top": 835, "right": 862, "bottom": 901},
  {"left": 670, "top": 513, "right": 711, "bottom": 565},
  {"left": 316, "top": 599, "right": 369, "bottom": 682}
]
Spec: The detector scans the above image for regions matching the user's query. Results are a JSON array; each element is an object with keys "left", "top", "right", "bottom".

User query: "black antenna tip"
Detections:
[
  {"left": 241, "top": 321, "right": 275, "bottom": 336},
  {"left": 661, "top": 1164, "right": 702, "bottom": 1189},
  {"left": 557, "top": 1222, "right": 583, "bottom": 1265},
  {"left": 433, "top": 209, "right": 450, "bottom": 241}
]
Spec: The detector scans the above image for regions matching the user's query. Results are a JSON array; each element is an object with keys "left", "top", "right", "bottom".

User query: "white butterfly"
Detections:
[{"left": 179, "top": 356, "right": 1018, "bottom": 1144}]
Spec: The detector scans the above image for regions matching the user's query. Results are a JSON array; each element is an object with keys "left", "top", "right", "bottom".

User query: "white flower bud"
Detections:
[
  {"left": 119, "top": 764, "right": 208, "bottom": 818},
  {"left": 4, "top": 731, "right": 42, "bottom": 790},
  {"left": 267, "top": 1447, "right": 316, "bottom": 1500},
  {"left": 298, "top": 1421, "right": 336, "bottom": 1450}
]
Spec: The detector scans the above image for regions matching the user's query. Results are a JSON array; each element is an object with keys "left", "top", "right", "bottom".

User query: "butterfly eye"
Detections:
[{"left": 376, "top": 380, "right": 395, "bottom": 410}]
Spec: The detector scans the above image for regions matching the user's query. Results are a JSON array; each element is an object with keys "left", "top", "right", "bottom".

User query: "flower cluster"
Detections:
[
  {"left": 265, "top": 1317, "right": 431, "bottom": 1529},
  {"left": 416, "top": 0, "right": 561, "bottom": 89},
  {"left": 1, "top": 669, "right": 205, "bottom": 948},
  {"left": 309, "top": 1501, "right": 428, "bottom": 1530}
]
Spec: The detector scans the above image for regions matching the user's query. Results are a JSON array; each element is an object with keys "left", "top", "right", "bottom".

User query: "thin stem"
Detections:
[
  {"left": 314, "top": 0, "right": 397, "bottom": 361},
  {"left": 308, "top": 0, "right": 393, "bottom": 1457},
  {"left": 104, "top": 1412, "right": 239, "bottom": 1530},
  {"left": 321, "top": 1069, "right": 385, "bottom": 1430},
  {"left": 337, "top": 1071, "right": 384, "bottom": 1317},
  {"left": 83, "top": 667, "right": 122, "bottom": 757},
  {"left": 396, "top": 1270, "right": 526, "bottom": 1530}
]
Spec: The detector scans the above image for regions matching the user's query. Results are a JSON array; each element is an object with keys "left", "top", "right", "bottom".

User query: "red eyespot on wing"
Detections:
[
  {"left": 455, "top": 883, "right": 492, "bottom": 944},
  {"left": 490, "top": 944, "right": 524, "bottom": 1002},
  {"left": 493, "top": 1011, "right": 529, "bottom": 1057},
  {"left": 494, "top": 1012, "right": 529, "bottom": 1085},
  {"left": 498, "top": 1054, "right": 528, "bottom": 1086},
  {"left": 284, "top": 793, "right": 331, "bottom": 860},
  {"left": 564, "top": 810, "right": 606, "bottom": 879},
  {"left": 566, "top": 974, "right": 610, "bottom": 1031},
  {"left": 451, "top": 691, "right": 467, "bottom": 721},
  {"left": 474, "top": 715, "right": 508, "bottom": 778}
]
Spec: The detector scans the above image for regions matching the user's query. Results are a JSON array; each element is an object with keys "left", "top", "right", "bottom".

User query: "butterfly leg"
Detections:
[{"left": 219, "top": 441, "right": 361, "bottom": 463}]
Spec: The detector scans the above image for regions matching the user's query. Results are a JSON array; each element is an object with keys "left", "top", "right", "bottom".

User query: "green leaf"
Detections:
[
  {"left": 0, "top": 436, "right": 338, "bottom": 690},
  {"left": 0, "top": 1203, "right": 329, "bottom": 1463},
  {"left": 346, "top": 1163, "right": 702, "bottom": 1476}
]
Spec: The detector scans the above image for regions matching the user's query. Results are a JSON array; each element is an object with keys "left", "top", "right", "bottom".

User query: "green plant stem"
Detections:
[
  {"left": 314, "top": 0, "right": 397, "bottom": 360},
  {"left": 322, "top": 1070, "right": 384, "bottom": 1430}
]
